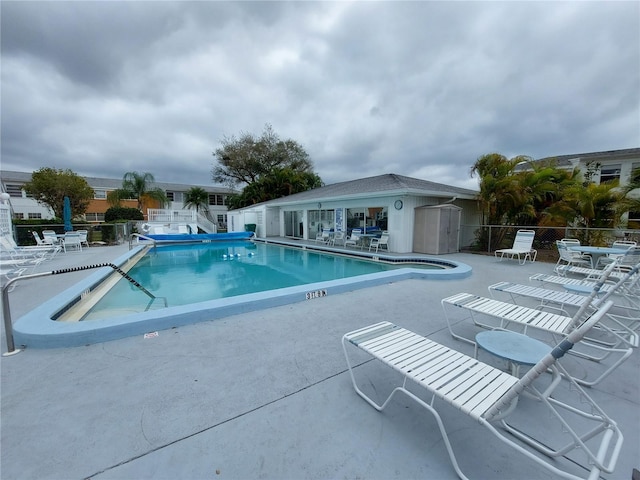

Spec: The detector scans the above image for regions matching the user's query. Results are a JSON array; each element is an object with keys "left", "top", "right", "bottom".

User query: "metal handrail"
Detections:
[
  {"left": 2, "top": 262, "right": 167, "bottom": 356},
  {"left": 129, "top": 233, "right": 157, "bottom": 250}
]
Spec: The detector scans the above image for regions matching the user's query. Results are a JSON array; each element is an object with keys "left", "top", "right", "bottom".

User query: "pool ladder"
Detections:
[{"left": 2, "top": 262, "right": 167, "bottom": 356}]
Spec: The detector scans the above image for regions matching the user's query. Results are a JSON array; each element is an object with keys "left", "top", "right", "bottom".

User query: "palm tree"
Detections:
[
  {"left": 547, "top": 181, "right": 623, "bottom": 244},
  {"left": 107, "top": 171, "right": 168, "bottom": 211},
  {"left": 470, "top": 153, "right": 523, "bottom": 226},
  {"left": 516, "top": 162, "right": 581, "bottom": 226},
  {"left": 184, "top": 187, "right": 210, "bottom": 217}
]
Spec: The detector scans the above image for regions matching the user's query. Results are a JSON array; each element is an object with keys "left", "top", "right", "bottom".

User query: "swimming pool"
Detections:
[
  {"left": 60, "top": 241, "right": 445, "bottom": 321},
  {"left": 12, "top": 240, "right": 472, "bottom": 348}
]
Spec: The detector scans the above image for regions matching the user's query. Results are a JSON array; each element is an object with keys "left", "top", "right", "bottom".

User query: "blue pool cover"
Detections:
[{"left": 147, "top": 232, "right": 255, "bottom": 242}]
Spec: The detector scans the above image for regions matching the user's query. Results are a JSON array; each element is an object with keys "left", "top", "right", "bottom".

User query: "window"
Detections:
[
  {"left": 85, "top": 213, "right": 105, "bottom": 222},
  {"left": 28, "top": 213, "right": 42, "bottom": 219},
  {"left": 346, "top": 207, "right": 388, "bottom": 231},
  {"left": 13, "top": 213, "right": 24, "bottom": 220},
  {"left": 209, "top": 194, "right": 226, "bottom": 206},
  {"left": 600, "top": 164, "right": 621, "bottom": 184},
  {"left": 629, "top": 163, "right": 640, "bottom": 186},
  {"left": 94, "top": 189, "right": 107, "bottom": 199},
  {"left": 5, "top": 184, "right": 23, "bottom": 198},
  {"left": 165, "top": 191, "right": 183, "bottom": 203}
]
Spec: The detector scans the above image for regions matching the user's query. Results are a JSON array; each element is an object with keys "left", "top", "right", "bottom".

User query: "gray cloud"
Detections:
[{"left": 2, "top": 1, "right": 638, "bottom": 191}]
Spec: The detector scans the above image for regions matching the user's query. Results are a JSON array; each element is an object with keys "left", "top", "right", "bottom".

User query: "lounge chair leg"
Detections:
[{"left": 342, "top": 338, "right": 470, "bottom": 480}]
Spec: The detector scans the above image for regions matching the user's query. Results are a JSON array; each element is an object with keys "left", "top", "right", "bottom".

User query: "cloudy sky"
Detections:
[{"left": 2, "top": 1, "right": 638, "bottom": 191}]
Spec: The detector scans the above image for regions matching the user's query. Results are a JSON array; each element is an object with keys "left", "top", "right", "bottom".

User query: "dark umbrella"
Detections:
[{"left": 63, "top": 196, "right": 72, "bottom": 231}]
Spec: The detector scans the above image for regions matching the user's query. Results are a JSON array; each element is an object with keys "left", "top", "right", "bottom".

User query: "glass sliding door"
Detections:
[
  {"left": 284, "top": 210, "right": 304, "bottom": 238},
  {"left": 308, "top": 209, "right": 335, "bottom": 238}
]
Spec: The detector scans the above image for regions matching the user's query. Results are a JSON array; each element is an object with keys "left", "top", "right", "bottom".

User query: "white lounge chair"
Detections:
[
  {"left": 32, "top": 231, "right": 47, "bottom": 246},
  {"left": 595, "top": 240, "right": 637, "bottom": 268},
  {"left": 0, "top": 235, "right": 60, "bottom": 260},
  {"left": 489, "top": 274, "right": 640, "bottom": 319},
  {"left": 41, "top": 230, "right": 60, "bottom": 245},
  {"left": 530, "top": 272, "right": 640, "bottom": 322},
  {"left": 343, "top": 299, "right": 621, "bottom": 480},
  {"left": 368, "top": 233, "right": 389, "bottom": 253},
  {"left": 62, "top": 232, "right": 82, "bottom": 252},
  {"left": 489, "top": 264, "right": 640, "bottom": 341},
  {"left": 555, "top": 247, "right": 640, "bottom": 280},
  {"left": 315, "top": 228, "right": 331, "bottom": 244},
  {"left": 554, "top": 240, "right": 593, "bottom": 272},
  {"left": 331, "top": 231, "right": 345, "bottom": 247},
  {"left": 494, "top": 229, "right": 537, "bottom": 264},
  {"left": 344, "top": 229, "right": 362, "bottom": 248},
  {"left": 77, "top": 229, "right": 90, "bottom": 247},
  {"left": 441, "top": 264, "right": 633, "bottom": 386}
]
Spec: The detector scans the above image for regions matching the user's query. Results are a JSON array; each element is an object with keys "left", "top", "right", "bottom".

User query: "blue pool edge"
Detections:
[{"left": 12, "top": 245, "right": 472, "bottom": 349}]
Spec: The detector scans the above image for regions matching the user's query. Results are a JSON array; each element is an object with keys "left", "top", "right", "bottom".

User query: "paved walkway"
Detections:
[{"left": 1, "top": 244, "right": 638, "bottom": 479}]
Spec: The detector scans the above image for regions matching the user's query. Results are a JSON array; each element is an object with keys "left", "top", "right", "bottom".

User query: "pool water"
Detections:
[{"left": 76, "top": 241, "right": 439, "bottom": 321}]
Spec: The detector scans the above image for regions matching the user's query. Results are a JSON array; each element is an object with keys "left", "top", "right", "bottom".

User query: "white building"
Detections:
[
  {"left": 0, "top": 170, "right": 234, "bottom": 230},
  {"left": 227, "top": 173, "right": 480, "bottom": 254}
]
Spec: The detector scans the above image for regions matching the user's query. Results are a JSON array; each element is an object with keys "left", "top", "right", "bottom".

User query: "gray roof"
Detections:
[
  {"left": 535, "top": 147, "right": 640, "bottom": 167},
  {"left": 0, "top": 170, "right": 233, "bottom": 194},
  {"left": 263, "top": 173, "right": 478, "bottom": 206}
]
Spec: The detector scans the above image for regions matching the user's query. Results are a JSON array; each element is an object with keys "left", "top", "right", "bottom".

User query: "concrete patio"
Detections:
[{"left": 1, "top": 242, "right": 638, "bottom": 479}]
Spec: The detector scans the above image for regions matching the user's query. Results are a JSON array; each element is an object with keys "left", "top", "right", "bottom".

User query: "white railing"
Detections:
[
  {"left": 196, "top": 212, "right": 216, "bottom": 233},
  {"left": 146, "top": 208, "right": 216, "bottom": 233},
  {"left": 0, "top": 202, "right": 12, "bottom": 237},
  {"left": 147, "top": 209, "right": 197, "bottom": 222}
]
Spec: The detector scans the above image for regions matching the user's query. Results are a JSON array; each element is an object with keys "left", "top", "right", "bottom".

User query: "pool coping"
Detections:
[{"left": 12, "top": 242, "right": 472, "bottom": 349}]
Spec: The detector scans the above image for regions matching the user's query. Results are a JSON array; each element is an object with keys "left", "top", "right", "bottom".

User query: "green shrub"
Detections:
[
  {"left": 104, "top": 207, "right": 143, "bottom": 222},
  {"left": 97, "top": 224, "right": 116, "bottom": 244}
]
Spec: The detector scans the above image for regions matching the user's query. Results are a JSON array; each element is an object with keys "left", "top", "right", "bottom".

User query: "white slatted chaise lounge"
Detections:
[
  {"left": 441, "top": 265, "right": 633, "bottom": 386},
  {"left": 488, "top": 268, "right": 640, "bottom": 352},
  {"left": 342, "top": 300, "right": 621, "bottom": 480},
  {"left": 530, "top": 261, "right": 640, "bottom": 314},
  {"left": 494, "top": 229, "right": 537, "bottom": 265},
  {"left": 492, "top": 262, "right": 640, "bottom": 321},
  {"left": 556, "top": 246, "right": 640, "bottom": 279}
]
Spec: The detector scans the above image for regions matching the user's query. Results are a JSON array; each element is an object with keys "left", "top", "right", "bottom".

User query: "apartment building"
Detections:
[
  {"left": 0, "top": 170, "right": 234, "bottom": 229},
  {"left": 533, "top": 147, "right": 640, "bottom": 185}
]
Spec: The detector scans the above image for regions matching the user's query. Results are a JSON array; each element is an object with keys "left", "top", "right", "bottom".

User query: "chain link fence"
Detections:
[
  {"left": 13, "top": 222, "right": 135, "bottom": 246},
  {"left": 460, "top": 224, "right": 640, "bottom": 262}
]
